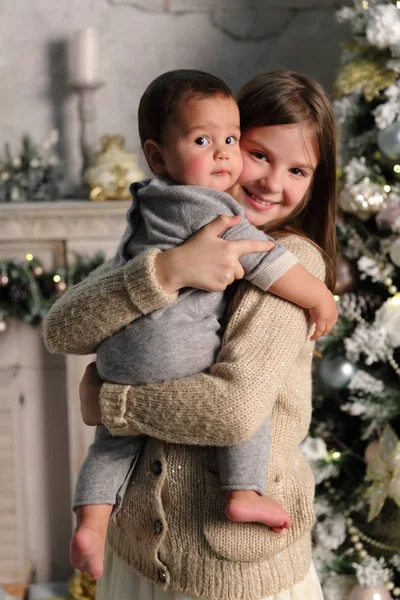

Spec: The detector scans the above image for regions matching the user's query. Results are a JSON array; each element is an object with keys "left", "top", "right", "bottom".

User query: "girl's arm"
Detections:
[
  {"left": 99, "top": 236, "right": 326, "bottom": 448},
  {"left": 43, "top": 215, "right": 271, "bottom": 355},
  {"left": 43, "top": 248, "right": 178, "bottom": 355}
]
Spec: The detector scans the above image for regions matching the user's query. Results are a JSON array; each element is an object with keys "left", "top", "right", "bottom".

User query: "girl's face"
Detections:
[{"left": 228, "top": 124, "right": 318, "bottom": 227}]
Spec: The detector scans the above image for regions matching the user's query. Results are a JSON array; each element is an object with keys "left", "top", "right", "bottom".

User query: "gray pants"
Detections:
[{"left": 73, "top": 418, "right": 271, "bottom": 512}]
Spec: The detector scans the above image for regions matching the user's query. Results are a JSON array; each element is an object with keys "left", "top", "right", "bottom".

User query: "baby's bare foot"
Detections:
[
  {"left": 70, "top": 525, "right": 106, "bottom": 580},
  {"left": 225, "top": 490, "right": 292, "bottom": 532}
]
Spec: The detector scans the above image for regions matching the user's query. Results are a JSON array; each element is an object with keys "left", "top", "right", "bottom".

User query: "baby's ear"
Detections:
[{"left": 144, "top": 140, "right": 167, "bottom": 176}]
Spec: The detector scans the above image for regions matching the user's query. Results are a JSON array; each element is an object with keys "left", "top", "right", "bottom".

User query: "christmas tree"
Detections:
[{"left": 307, "top": 2, "right": 400, "bottom": 598}]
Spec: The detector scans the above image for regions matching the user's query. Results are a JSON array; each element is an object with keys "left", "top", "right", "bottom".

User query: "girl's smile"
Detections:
[{"left": 228, "top": 124, "right": 318, "bottom": 227}]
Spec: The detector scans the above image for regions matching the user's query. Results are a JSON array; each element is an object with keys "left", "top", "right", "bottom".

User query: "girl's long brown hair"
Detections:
[{"left": 237, "top": 69, "right": 337, "bottom": 291}]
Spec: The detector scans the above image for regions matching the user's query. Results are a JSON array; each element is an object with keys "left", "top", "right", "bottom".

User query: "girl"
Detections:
[{"left": 44, "top": 68, "right": 336, "bottom": 599}]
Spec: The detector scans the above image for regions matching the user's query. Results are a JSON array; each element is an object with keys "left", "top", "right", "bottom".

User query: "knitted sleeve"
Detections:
[
  {"left": 100, "top": 235, "right": 326, "bottom": 446},
  {"left": 43, "top": 248, "right": 178, "bottom": 355}
]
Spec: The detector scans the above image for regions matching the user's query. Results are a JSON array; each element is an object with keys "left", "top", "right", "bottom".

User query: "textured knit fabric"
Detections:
[
  {"left": 43, "top": 234, "right": 324, "bottom": 600},
  {"left": 96, "top": 543, "right": 324, "bottom": 600},
  {"left": 76, "top": 177, "right": 298, "bottom": 508}
]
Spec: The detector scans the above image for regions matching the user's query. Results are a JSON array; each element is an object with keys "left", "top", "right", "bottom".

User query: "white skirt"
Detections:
[{"left": 96, "top": 543, "right": 324, "bottom": 600}]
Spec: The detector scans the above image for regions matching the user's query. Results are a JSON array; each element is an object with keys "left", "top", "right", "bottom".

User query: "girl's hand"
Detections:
[
  {"left": 155, "top": 215, "right": 275, "bottom": 293},
  {"left": 79, "top": 362, "right": 103, "bottom": 426}
]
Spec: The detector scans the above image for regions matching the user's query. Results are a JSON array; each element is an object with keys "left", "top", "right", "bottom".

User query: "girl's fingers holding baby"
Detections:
[{"left": 155, "top": 215, "right": 275, "bottom": 293}]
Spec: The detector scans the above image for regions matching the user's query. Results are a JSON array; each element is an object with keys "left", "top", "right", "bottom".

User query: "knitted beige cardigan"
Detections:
[{"left": 44, "top": 235, "right": 324, "bottom": 600}]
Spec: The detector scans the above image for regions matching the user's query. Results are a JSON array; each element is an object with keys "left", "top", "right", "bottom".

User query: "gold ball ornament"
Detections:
[
  {"left": 339, "top": 180, "right": 387, "bottom": 221},
  {"left": 349, "top": 584, "right": 391, "bottom": 600}
]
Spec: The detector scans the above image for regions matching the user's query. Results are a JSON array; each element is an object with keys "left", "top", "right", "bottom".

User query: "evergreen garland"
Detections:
[
  {"left": 0, "top": 252, "right": 105, "bottom": 330},
  {"left": 0, "top": 131, "right": 64, "bottom": 203}
]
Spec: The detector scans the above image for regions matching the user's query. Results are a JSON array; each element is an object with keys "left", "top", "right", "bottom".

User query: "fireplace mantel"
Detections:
[
  {"left": 0, "top": 200, "right": 128, "bottom": 241},
  {"left": 0, "top": 200, "right": 129, "bottom": 582}
]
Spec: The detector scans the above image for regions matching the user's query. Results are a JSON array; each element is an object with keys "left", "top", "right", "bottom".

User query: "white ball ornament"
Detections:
[
  {"left": 349, "top": 584, "right": 391, "bottom": 600},
  {"left": 389, "top": 237, "right": 400, "bottom": 267},
  {"left": 0, "top": 320, "right": 6, "bottom": 333},
  {"left": 318, "top": 353, "right": 358, "bottom": 390},
  {"left": 377, "top": 120, "right": 400, "bottom": 160}
]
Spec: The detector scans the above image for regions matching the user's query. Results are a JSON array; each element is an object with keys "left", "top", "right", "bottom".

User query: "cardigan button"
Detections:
[
  {"left": 152, "top": 460, "right": 162, "bottom": 475},
  {"left": 158, "top": 569, "right": 167, "bottom": 583},
  {"left": 154, "top": 519, "right": 163, "bottom": 534}
]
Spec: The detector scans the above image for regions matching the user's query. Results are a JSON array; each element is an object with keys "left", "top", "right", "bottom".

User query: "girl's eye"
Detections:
[
  {"left": 291, "top": 168, "right": 306, "bottom": 177},
  {"left": 225, "top": 136, "right": 236, "bottom": 145},
  {"left": 251, "top": 151, "right": 267, "bottom": 161},
  {"left": 194, "top": 137, "right": 209, "bottom": 146}
]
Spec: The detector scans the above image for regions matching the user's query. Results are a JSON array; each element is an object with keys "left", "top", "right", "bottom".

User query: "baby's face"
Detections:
[{"left": 160, "top": 95, "right": 243, "bottom": 192}]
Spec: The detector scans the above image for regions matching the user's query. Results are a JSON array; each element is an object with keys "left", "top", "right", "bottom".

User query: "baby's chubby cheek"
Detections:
[{"left": 180, "top": 155, "right": 209, "bottom": 185}]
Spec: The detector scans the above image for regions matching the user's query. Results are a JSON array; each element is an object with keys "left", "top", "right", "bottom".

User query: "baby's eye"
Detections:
[
  {"left": 194, "top": 137, "right": 209, "bottom": 146},
  {"left": 225, "top": 136, "right": 237, "bottom": 145}
]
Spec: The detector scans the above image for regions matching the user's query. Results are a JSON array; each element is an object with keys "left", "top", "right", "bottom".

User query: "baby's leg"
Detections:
[
  {"left": 217, "top": 418, "right": 292, "bottom": 532},
  {"left": 70, "top": 504, "right": 112, "bottom": 580},
  {"left": 71, "top": 425, "right": 146, "bottom": 579}
]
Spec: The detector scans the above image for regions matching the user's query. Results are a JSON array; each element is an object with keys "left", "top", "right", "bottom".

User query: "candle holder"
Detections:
[{"left": 71, "top": 81, "right": 104, "bottom": 176}]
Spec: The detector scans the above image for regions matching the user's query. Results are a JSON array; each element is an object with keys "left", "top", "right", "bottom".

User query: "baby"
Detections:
[{"left": 70, "top": 69, "right": 337, "bottom": 579}]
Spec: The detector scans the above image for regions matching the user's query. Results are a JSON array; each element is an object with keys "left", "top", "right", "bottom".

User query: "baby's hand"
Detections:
[{"left": 308, "top": 293, "right": 338, "bottom": 341}]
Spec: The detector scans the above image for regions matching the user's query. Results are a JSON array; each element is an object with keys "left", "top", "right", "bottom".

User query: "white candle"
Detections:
[{"left": 70, "top": 27, "right": 101, "bottom": 86}]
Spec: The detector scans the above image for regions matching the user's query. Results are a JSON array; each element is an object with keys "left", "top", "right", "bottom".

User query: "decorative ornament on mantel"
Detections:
[{"left": 84, "top": 134, "right": 145, "bottom": 200}]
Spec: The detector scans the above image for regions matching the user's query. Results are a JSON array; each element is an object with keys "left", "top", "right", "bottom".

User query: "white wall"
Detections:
[{"left": 0, "top": 0, "right": 350, "bottom": 191}]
